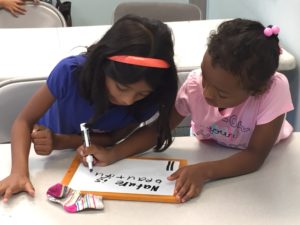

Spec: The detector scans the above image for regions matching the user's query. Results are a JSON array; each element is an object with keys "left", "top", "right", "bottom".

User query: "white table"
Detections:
[
  {"left": 0, "top": 19, "right": 296, "bottom": 82},
  {"left": 1, "top": 134, "right": 300, "bottom": 225}
]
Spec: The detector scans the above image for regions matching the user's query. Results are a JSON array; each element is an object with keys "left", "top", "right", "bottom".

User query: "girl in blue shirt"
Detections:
[{"left": 0, "top": 15, "right": 178, "bottom": 202}]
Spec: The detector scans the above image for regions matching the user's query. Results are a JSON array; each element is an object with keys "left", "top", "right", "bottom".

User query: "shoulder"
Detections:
[
  {"left": 179, "top": 69, "right": 202, "bottom": 93},
  {"left": 266, "top": 72, "right": 290, "bottom": 94},
  {"left": 55, "top": 55, "right": 86, "bottom": 71},
  {"left": 47, "top": 55, "right": 86, "bottom": 98},
  {"left": 176, "top": 69, "right": 203, "bottom": 116},
  {"left": 48, "top": 55, "right": 85, "bottom": 80},
  {"left": 178, "top": 68, "right": 203, "bottom": 97},
  {"left": 271, "top": 72, "right": 289, "bottom": 84},
  {"left": 256, "top": 72, "right": 293, "bottom": 124},
  {"left": 186, "top": 69, "right": 202, "bottom": 85},
  {"left": 260, "top": 72, "right": 291, "bottom": 101}
]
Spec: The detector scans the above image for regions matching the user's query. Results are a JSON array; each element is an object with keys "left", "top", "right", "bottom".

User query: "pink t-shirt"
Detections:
[{"left": 176, "top": 69, "right": 294, "bottom": 149}]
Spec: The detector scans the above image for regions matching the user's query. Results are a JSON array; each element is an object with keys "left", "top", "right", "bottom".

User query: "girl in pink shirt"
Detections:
[{"left": 167, "top": 18, "right": 294, "bottom": 202}]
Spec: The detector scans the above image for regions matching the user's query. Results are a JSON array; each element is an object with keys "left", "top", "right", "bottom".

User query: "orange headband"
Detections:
[{"left": 108, "top": 55, "right": 170, "bottom": 69}]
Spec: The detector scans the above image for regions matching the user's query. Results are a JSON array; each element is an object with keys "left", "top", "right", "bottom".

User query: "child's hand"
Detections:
[
  {"left": 31, "top": 124, "right": 54, "bottom": 155},
  {"left": 0, "top": 174, "right": 35, "bottom": 203},
  {"left": 77, "top": 144, "right": 116, "bottom": 167},
  {"left": 168, "top": 164, "right": 207, "bottom": 203},
  {"left": 1, "top": 0, "right": 26, "bottom": 17}
]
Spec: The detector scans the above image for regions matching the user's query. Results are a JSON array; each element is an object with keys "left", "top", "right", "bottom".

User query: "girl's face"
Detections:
[
  {"left": 201, "top": 52, "right": 250, "bottom": 109},
  {"left": 105, "top": 76, "right": 153, "bottom": 106}
]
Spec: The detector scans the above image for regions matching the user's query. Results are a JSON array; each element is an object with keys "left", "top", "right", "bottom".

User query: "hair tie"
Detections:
[
  {"left": 264, "top": 25, "right": 280, "bottom": 37},
  {"left": 108, "top": 55, "right": 170, "bottom": 69}
]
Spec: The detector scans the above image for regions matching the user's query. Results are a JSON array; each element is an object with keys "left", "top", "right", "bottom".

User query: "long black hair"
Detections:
[
  {"left": 208, "top": 18, "right": 280, "bottom": 95},
  {"left": 77, "top": 15, "right": 178, "bottom": 151}
]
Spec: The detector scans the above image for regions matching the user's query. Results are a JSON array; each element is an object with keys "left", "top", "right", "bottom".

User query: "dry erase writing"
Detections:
[
  {"left": 94, "top": 172, "right": 163, "bottom": 192},
  {"left": 80, "top": 123, "right": 93, "bottom": 172},
  {"left": 65, "top": 158, "right": 185, "bottom": 199},
  {"left": 115, "top": 181, "right": 160, "bottom": 192},
  {"left": 94, "top": 172, "right": 163, "bottom": 183}
]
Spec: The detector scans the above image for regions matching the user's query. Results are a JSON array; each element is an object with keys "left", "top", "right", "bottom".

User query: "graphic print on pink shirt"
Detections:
[
  {"left": 176, "top": 70, "right": 293, "bottom": 150},
  {"left": 194, "top": 114, "right": 251, "bottom": 149}
]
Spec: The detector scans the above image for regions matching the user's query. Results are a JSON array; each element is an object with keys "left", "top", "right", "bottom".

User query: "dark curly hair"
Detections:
[
  {"left": 207, "top": 18, "right": 280, "bottom": 95},
  {"left": 76, "top": 15, "right": 178, "bottom": 151}
]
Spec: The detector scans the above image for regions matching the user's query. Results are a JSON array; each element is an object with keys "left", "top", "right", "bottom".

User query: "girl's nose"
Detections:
[{"left": 120, "top": 94, "right": 136, "bottom": 105}]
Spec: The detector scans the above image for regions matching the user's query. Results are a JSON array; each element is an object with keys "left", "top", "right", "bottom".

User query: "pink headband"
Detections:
[
  {"left": 108, "top": 55, "right": 170, "bottom": 69},
  {"left": 264, "top": 25, "right": 280, "bottom": 37}
]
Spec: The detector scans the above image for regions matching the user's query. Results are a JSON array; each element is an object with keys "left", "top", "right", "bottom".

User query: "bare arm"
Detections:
[
  {"left": 11, "top": 85, "right": 55, "bottom": 174},
  {"left": 79, "top": 107, "right": 186, "bottom": 166},
  {"left": 109, "top": 107, "right": 186, "bottom": 161},
  {"left": 206, "top": 114, "right": 284, "bottom": 179},
  {"left": 0, "top": 84, "right": 55, "bottom": 202},
  {"left": 169, "top": 114, "right": 285, "bottom": 202},
  {"left": 32, "top": 119, "right": 140, "bottom": 155}
]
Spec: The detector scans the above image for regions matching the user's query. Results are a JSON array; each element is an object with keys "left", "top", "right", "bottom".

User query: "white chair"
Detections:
[
  {"left": 0, "top": 78, "right": 46, "bottom": 143},
  {"left": 0, "top": 1, "right": 66, "bottom": 28},
  {"left": 113, "top": 2, "right": 202, "bottom": 23}
]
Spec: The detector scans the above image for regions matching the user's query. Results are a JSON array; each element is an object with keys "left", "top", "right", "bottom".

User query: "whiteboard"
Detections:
[{"left": 61, "top": 156, "right": 187, "bottom": 203}]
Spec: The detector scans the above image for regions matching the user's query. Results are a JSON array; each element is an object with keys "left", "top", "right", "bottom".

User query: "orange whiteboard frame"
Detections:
[{"left": 61, "top": 155, "right": 187, "bottom": 203}]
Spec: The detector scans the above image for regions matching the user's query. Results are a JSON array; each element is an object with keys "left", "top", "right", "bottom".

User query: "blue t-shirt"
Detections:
[{"left": 39, "top": 55, "right": 157, "bottom": 134}]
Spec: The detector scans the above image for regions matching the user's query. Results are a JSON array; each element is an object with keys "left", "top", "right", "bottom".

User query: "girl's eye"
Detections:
[
  {"left": 116, "top": 83, "right": 128, "bottom": 91},
  {"left": 218, "top": 92, "right": 227, "bottom": 99},
  {"left": 138, "top": 93, "right": 149, "bottom": 98}
]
